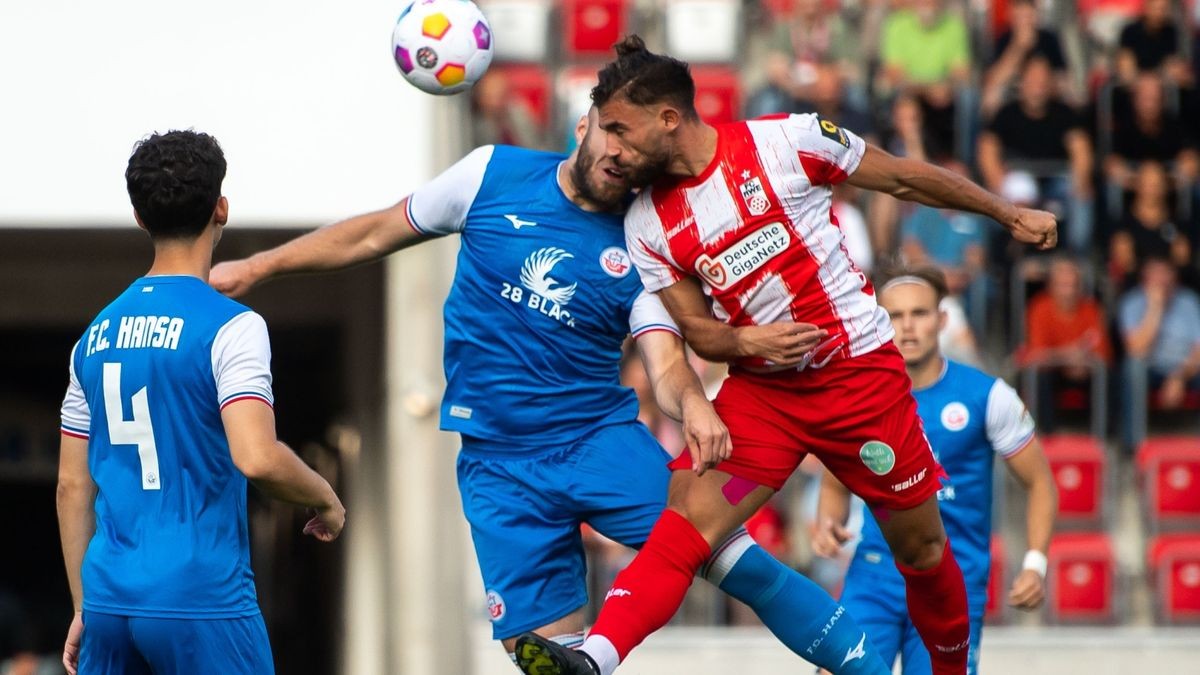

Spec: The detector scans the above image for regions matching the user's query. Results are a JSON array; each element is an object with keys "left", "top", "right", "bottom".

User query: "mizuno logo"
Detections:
[
  {"left": 842, "top": 633, "right": 867, "bottom": 666},
  {"left": 504, "top": 214, "right": 537, "bottom": 229}
]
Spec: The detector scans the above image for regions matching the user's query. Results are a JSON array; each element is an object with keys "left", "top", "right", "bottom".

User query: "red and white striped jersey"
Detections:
[{"left": 624, "top": 113, "right": 894, "bottom": 368}]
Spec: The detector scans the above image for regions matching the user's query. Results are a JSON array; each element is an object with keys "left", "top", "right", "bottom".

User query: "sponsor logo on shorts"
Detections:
[
  {"left": 940, "top": 402, "right": 970, "bottom": 431},
  {"left": 694, "top": 222, "right": 791, "bottom": 290},
  {"left": 892, "top": 467, "right": 928, "bottom": 492},
  {"left": 599, "top": 246, "right": 632, "bottom": 278},
  {"left": 486, "top": 589, "right": 506, "bottom": 622},
  {"left": 859, "top": 441, "right": 896, "bottom": 476}
]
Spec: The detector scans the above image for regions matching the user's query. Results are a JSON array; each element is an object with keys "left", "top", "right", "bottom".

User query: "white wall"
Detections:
[{"left": 0, "top": 1, "right": 434, "bottom": 227}]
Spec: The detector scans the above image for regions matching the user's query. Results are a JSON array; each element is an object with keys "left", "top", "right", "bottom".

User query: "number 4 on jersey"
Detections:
[{"left": 103, "top": 362, "right": 161, "bottom": 490}]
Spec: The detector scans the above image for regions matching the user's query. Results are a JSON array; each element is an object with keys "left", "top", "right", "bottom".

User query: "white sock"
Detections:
[
  {"left": 550, "top": 631, "right": 586, "bottom": 650},
  {"left": 580, "top": 635, "right": 620, "bottom": 675}
]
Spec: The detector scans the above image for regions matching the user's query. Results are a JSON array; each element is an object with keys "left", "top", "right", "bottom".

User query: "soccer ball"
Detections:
[{"left": 391, "top": 0, "right": 494, "bottom": 96}]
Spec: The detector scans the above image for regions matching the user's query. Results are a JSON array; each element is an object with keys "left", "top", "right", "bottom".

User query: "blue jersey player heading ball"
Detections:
[
  {"left": 211, "top": 109, "right": 892, "bottom": 673},
  {"left": 56, "top": 130, "right": 346, "bottom": 675},
  {"left": 814, "top": 265, "right": 1058, "bottom": 674}
]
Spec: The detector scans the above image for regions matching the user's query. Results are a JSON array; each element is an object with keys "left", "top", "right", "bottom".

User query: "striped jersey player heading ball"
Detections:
[{"left": 514, "top": 35, "right": 1058, "bottom": 675}]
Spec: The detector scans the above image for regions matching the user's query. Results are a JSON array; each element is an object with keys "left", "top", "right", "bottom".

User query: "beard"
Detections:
[
  {"left": 618, "top": 146, "right": 672, "bottom": 188},
  {"left": 571, "top": 142, "right": 628, "bottom": 212}
]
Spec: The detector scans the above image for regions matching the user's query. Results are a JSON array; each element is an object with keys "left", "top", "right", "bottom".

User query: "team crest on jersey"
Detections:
[
  {"left": 500, "top": 247, "right": 578, "bottom": 328},
  {"left": 739, "top": 176, "right": 771, "bottom": 216},
  {"left": 486, "top": 589, "right": 506, "bottom": 622},
  {"left": 599, "top": 246, "right": 632, "bottom": 278},
  {"left": 940, "top": 402, "right": 970, "bottom": 432}
]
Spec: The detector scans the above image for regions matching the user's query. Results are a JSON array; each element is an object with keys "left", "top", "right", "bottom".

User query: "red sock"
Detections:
[
  {"left": 896, "top": 540, "right": 971, "bottom": 675},
  {"left": 589, "top": 509, "right": 712, "bottom": 660}
]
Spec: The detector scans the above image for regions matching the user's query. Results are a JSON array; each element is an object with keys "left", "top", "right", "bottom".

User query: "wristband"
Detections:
[{"left": 1022, "top": 550, "right": 1048, "bottom": 578}]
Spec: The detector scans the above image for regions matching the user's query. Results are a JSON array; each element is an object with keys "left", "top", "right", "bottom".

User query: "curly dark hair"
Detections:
[
  {"left": 125, "top": 130, "right": 226, "bottom": 240},
  {"left": 591, "top": 35, "right": 697, "bottom": 118}
]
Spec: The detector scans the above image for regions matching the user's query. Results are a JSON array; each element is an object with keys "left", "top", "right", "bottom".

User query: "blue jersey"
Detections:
[
  {"left": 61, "top": 275, "right": 275, "bottom": 618},
  {"left": 406, "top": 145, "right": 676, "bottom": 453},
  {"left": 849, "top": 360, "right": 1035, "bottom": 597}
]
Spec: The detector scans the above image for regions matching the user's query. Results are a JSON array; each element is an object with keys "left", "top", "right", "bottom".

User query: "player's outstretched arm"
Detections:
[
  {"left": 812, "top": 469, "right": 854, "bottom": 559},
  {"left": 847, "top": 144, "right": 1058, "bottom": 250},
  {"left": 635, "top": 329, "right": 731, "bottom": 475},
  {"left": 211, "top": 198, "right": 425, "bottom": 297},
  {"left": 56, "top": 434, "right": 94, "bottom": 675},
  {"left": 223, "top": 400, "right": 346, "bottom": 541},
  {"left": 656, "top": 277, "right": 828, "bottom": 366},
  {"left": 1003, "top": 437, "right": 1057, "bottom": 610}
]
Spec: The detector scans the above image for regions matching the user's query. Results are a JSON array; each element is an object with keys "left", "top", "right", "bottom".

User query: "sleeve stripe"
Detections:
[
  {"left": 61, "top": 427, "right": 89, "bottom": 440},
  {"left": 220, "top": 393, "right": 274, "bottom": 410},
  {"left": 406, "top": 196, "right": 431, "bottom": 235},
  {"left": 632, "top": 324, "right": 682, "bottom": 338},
  {"left": 999, "top": 431, "right": 1037, "bottom": 458}
]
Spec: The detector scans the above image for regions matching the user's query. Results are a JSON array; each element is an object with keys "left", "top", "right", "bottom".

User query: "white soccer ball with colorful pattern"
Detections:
[{"left": 391, "top": 0, "right": 494, "bottom": 96}]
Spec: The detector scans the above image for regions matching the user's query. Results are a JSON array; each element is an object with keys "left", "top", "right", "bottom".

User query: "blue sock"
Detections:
[{"left": 706, "top": 532, "right": 890, "bottom": 674}]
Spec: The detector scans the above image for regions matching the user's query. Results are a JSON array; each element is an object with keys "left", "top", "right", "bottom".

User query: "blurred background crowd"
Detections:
[
  {"left": 466, "top": 0, "right": 1200, "bottom": 634},
  {"left": 2, "top": 2, "right": 1198, "bottom": 673}
]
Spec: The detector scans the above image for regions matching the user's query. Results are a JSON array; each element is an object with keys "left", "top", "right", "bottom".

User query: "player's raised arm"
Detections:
[
  {"left": 812, "top": 469, "right": 854, "bottom": 559},
  {"left": 654, "top": 276, "right": 828, "bottom": 366},
  {"left": 211, "top": 145, "right": 494, "bottom": 297},
  {"left": 630, "top": 292, "right": 730, "bottom": 475},
  {"left": 847, "top": 143, "right": 1059, "bottom": 250}
]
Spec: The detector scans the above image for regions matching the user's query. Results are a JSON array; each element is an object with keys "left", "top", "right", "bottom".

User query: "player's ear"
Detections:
[
  {"left": 213, "top": 196, "right": 229, "bottom": 227},
  {"left": 660, "top": 106, "right": 681, "bottom": 132},
  {"left": 574, "top": 114, "right": 588, "bottom": 145},
  {"left": 938, "top": 308, "right": 948, "bottom": 332},
  {"left": 133, "top": 209, "right": 148, "bottom": 233}
]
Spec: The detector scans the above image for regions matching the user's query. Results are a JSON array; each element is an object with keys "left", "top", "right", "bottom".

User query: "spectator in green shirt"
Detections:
[{"left": 877, "top": 0, "right": 972, "bottom": 161}]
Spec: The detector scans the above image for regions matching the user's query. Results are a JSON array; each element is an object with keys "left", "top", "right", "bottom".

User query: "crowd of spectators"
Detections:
[{"left": 465, "top": 2, "right": 1200, "bottom": 446}]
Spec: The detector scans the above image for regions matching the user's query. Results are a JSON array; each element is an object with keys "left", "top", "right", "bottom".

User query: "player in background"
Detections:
[
  {"left": 211, "top": 109, "right": 891, "bottom": 673},
  {"left": 56, "top": 131, "right": 346, "bottom": 675},
  {"left": 513, "top": 36, "right": 1057, "bottom": 675},
  {"left": 814, "top": 265, "right": 1057, "bottom": 674}
]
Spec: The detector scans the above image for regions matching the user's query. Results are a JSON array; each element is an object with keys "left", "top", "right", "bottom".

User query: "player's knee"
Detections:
[{"left": 891, "top": 529, "right": 947, "bottom": 570}]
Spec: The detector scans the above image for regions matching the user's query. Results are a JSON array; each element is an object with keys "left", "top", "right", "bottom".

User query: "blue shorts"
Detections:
[
  {"left": 457, "top": 421, "right": 672, "bottom": 639},
  {"left": 79, "top": 610, "right": 273, "bottom": 675},
  {"left": 839, "top": 571, "right": 985, "bottom": 675}
]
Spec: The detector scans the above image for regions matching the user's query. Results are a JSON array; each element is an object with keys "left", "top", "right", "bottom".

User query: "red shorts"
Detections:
[{"left": 670, "top": 342, "right": 944, "bottom": 512}]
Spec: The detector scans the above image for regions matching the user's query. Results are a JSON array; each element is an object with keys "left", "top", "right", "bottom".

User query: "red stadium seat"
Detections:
[
  {"left": 1137, "top": 437, "right": 1200, "bottom": 529},
  {"left": 1148, "top": 534, "right": 1200, "bottom": 624},
  {"left": 1047, "top": 533, "right": 1116, "bottom": 623},
  {"left": 562, "top": 0, "right": 629, "bottom": 59},
  {"left": 985, "top": 534, "right": 1007, "bottom": 624},
  {"left": 1042, "top": 434, "right": 1106, "bottom": 526},
  {"left": 493, "top": 64, "right": 552, "bottom": 127},
  {"left": 691, "top": 67, "right": 742, "bottom": 126}
]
